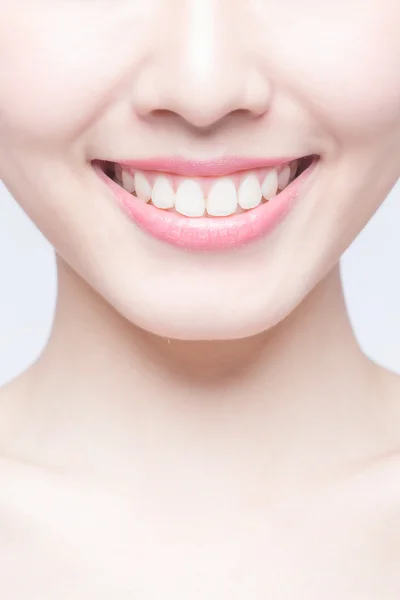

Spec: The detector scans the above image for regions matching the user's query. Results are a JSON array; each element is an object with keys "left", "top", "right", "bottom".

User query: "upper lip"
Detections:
[{"left": 113, "top": 156, "right": 303, "bottom": 177}]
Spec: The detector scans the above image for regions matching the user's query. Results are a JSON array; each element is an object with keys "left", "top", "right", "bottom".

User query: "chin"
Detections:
[
  {"left": 135, "top": 317, "right": 268, "bottom": 342},
  {"left": 112, "top": 295, "right": 289, "bottom": 341}
]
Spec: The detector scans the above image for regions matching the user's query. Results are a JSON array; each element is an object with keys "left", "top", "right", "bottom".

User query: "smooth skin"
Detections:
[{"left": 0, "top": 0, "right": 400, "bottom": 597}]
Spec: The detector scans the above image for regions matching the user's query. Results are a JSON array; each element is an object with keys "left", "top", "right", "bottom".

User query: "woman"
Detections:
[{"left": 0, "top": 0, "right": 399, "bottom": 596}]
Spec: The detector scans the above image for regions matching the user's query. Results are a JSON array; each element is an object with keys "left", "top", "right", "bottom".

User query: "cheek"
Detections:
[
  {"left": 306, "top": 45, "right": 400, "bottom": 139},
  {"left": 264, "top": 7, "right": 400, "bottom": 141},
  {"left": 0, "top": 5, "right": 145, "bottom": 141}
]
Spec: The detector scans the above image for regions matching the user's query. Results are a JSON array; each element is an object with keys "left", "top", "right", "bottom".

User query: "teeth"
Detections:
[
  {"left": 117, "top": 160, "right": 300, "bottom": 217},
  {"left": 115, "top": 164, "right": 123, "bottom": 184},
  {"left": 121, "top": 170, "right": 135, "bottom": 193},
  {"left": 152, "top": 176, "right": 175, "bottom": 209},
  {"left": 134, "top": 172, "right": 152, "bottom": 202},
  {"left": 261, "top": 170, "right": 279, "bottom": 199},
  {"left": 238, "top": 175, "right": 262, "bottom": 210},
  {"left": 206, "top": 178, "right": 237, "bottom": 216},
  {"left": 290, "top": 159, "right": 299, "bottom": 180},
  {"left": 278, "top": 165, "right": 291, "bottom": 190},
  {"left": 175, "top": 180, "right": 205, "bottom": 217}
]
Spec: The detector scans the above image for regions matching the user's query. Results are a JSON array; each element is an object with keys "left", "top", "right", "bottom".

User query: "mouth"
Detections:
[
  {"left": 93, "top": 154, "right": 319, "bottom": 251},
  {"left": 97, "top": 155, "right": 316, "bottom": 219}
]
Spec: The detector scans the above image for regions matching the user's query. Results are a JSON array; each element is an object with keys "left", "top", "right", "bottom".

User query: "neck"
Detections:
[{"left": 3, "top": 256, "right": 385, "bottom": 489}]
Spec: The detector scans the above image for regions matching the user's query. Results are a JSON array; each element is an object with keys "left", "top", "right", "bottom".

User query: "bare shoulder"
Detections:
[
  {"left": 346, "top": 364, "right": 400, "bottom": 529},
  {"left": 0, "top": 371, "right": 29, "bottom": 404},
  {"left": 368, "top": 363, "right": 400, "bottom": 476},
  {"left": 378, "top": 362, "right": 400, "bottom": 398},
  {"left": 377, "top": 364, "right": 400, "bottom": 444},
  {"left": 0, "top": 371, "right": 32, "bottom": 448}
]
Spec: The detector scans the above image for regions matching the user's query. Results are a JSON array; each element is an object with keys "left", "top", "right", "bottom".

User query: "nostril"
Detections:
[
  {"left": 148, "top": 109, "right": 174, "bottom": 120},
  {"left": 146, "top": 107, "right": 230, "bottom": 133}
]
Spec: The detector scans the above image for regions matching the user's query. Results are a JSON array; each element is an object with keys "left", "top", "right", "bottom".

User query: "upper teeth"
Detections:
[{"left": 115, "top": 161, "right": 298, "bottom": 218}]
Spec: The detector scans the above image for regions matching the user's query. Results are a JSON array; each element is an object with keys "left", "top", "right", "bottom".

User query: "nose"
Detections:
[{"left": 131, "top": 0, "right": 271, "bottom": 130}]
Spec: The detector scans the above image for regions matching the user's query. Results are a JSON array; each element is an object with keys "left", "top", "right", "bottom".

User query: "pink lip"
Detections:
[
  {"left": 94, "top": 157, "right": 319, "bottom": 252},
  {"left": 116, "top": 156, "right": 299, "bottom": 178}
]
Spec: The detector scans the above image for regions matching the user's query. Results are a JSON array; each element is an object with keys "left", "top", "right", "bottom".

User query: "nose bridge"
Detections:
[
  {"left": 133, "top": 0, "right": 270, "bottom": 128},
  {"left": 181, "top": 0, "right": 231, "bottom": 96}
]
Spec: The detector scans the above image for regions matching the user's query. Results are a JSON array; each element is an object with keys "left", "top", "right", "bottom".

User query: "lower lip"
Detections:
[{"left": 94, "top": 158, "right": 319, "bottom": 252}]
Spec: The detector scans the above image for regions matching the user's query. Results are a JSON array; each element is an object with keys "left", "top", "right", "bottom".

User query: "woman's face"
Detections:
[{"left": 0, "top": 0, "right": 399, "bottom": 340}]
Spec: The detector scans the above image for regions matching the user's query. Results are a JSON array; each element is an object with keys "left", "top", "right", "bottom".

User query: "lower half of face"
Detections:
[{"left": 0, "top": 0, "right": 400, "bottom": 341}]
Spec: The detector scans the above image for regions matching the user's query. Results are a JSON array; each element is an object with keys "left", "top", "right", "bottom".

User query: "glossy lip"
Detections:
[
  {"left": 116, "top": 156, "right": 300, "bottom": 177},
  {"left": 94, "top": 156, "right": 319, "bottom": 252}
]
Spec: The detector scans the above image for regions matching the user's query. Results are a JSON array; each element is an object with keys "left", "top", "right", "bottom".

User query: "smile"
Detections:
[{"left": 94, "top": 154, "right": 319, "bottom": 251}]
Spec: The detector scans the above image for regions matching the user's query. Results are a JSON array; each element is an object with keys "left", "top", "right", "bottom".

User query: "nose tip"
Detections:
[
  {"left": 133, "top": 67, "right": 270, "bottom": 130},
  {"left": 130, "top": 4, "right": 271, "bottom": 130}
]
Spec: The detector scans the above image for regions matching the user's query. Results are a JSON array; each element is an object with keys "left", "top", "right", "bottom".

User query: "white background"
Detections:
[{"left": 1, "top": 179, "right": 399, "bottom": 387}]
